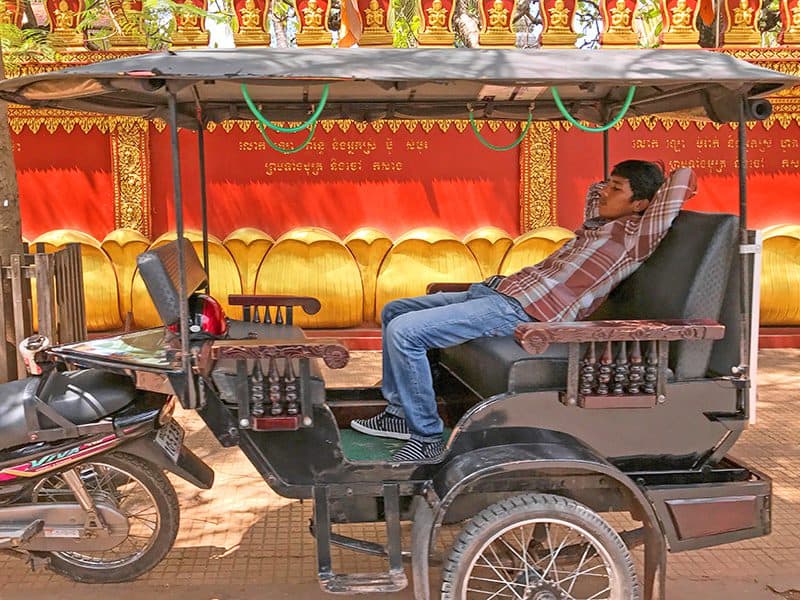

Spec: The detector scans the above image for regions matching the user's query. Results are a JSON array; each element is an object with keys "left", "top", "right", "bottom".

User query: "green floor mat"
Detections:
[{"left": 340, "top": 428, "right": 452, "bottom": 462}]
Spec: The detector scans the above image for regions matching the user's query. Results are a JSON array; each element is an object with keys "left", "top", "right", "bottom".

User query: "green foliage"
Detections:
[
  {"left": 390, "top": 0, "right": 420, "bottom": 47},
  {"left": 0, "top": 24, "right": 59, "bottom": 64},
  {"left": 634, "top": 0, "right": 662, "bottom": 47},
  {"left": 77, "top": 0, "right": 232, "bottom": 49}
]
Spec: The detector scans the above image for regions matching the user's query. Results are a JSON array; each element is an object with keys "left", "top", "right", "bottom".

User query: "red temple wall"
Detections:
[
  {"left": 14, "top": 128, "right": 115, "bottom": 241},
  {"left": 556, "top": 121, "right": 800, "bottom": 231},
  {"left": 147, "top": 123, "right": 522, "bottom": 240},
  {"left": 11, "top": 118, "right": 800, "bottom": 242}
]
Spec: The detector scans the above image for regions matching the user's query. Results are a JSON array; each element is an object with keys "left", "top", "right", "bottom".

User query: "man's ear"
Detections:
[{"left": 633, "top": 198, "right": 650, "bottom": 213}]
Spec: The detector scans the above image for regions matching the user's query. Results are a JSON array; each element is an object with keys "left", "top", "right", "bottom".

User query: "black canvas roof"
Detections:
[{"left": 0, "top": 48, "right": 796, "bottom": 128}]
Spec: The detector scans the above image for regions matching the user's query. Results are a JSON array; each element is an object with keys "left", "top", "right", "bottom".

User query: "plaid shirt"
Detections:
[{"left": 488, "top": 167, "right": 697, "bottom": 322}]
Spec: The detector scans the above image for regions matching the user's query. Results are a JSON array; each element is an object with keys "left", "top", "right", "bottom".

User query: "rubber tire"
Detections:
[
  {"left": 441, "top": 492, "right": 640, "bottom": 600},
  {"left": 43, "top": 452, "right": 180, "bottom": 584}
]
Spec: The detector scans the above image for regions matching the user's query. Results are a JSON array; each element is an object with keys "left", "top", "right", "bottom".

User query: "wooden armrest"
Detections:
[
  {"left": 228, "top": 294, "right": 321, "bottom": 316},
  {"left": 426, "top": 283, "right": 473, "bottom": 294},
  {"left": 211, "top": 338, "right": 349, "bottom": 369},
  {"left": 515, "top": 319, "right": 725, "bottom": 355}
]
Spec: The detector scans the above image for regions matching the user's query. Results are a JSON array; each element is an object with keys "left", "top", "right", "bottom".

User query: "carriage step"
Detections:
[
  {"left": 0, "top": 519, "right": 44, "bottom": 549},
  {"left": 320, "top": 570, "right": 408, "bottom": 594}
]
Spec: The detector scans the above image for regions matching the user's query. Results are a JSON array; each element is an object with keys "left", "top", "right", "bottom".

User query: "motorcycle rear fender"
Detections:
[
  {"left": 122, "top": 433, "right": 214, "bottom": 490},
  {"left": 411, "top": 432, "right": 666, "bottom": 600}
]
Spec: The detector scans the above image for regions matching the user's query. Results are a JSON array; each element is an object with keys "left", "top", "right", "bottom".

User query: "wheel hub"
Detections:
[{"left": 524, "top": 580, "right": 566, "bottom": 600}]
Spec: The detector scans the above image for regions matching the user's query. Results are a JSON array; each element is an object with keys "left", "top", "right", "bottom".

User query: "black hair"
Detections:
[{"left": 610, "top": 160, "right": 665, "bottom": 201}]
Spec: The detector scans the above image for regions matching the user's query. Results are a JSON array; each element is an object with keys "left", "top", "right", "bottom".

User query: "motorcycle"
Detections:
[{"left": 0, "top": 334, "right": 213, "bottom": 583}]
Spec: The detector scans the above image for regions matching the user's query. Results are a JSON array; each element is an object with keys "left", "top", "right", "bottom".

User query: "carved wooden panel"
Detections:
[
  {"left": 515, "top": 319, "right": 725, "bottom": 355},
  {"left": 211, "top": 338, "right": 349, "bottom": 369},
  {"left": 228, "top": 294, "right": 321, "bottom": 314}
]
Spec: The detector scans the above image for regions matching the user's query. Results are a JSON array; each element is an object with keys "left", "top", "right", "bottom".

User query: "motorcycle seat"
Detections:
[{"left": 0, "top": 370, "right": 137, "bottom": 450}]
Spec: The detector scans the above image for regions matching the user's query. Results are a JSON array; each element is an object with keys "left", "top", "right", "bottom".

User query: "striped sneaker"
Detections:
[
  {"left": 390, "top": 439, "right": 445, "bottom": 462},
  {"left": 350, "top": 411, "right": 411, "bottom": 440}
]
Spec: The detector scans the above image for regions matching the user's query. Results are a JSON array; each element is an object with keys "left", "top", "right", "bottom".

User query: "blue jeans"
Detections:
[{"left": 380, "top": 284, "right": 531, "bottom": 442}]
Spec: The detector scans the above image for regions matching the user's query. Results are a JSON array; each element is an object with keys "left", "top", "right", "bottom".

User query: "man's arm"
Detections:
[
  {"left": 630, "top": 167, "right": 697, "bottom": 261},
  {"left": 584, "top": 181, "right": 605, "bottom": 221}
]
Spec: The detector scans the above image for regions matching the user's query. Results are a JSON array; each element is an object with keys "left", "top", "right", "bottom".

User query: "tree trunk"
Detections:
[
  {"left": 0, "top": 47, "right": 25, "bottom": 381},
  {"left": 452, "top": 0, "right": 480, "bottom": 46}
]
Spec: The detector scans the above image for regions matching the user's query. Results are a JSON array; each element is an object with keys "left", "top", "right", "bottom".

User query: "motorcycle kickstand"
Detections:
[{"left": 62, "top": 468, "right": 110, "bottom": 537}]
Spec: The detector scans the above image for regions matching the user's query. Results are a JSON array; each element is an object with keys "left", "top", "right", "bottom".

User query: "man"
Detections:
[{"left": 351, "top": 160, "right": 697, "bottom": 462}]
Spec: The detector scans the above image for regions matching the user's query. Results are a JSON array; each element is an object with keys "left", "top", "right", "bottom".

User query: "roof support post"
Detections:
[
  {"left": 603, "top": 129, "right": 610, "bottom": 179},
  {"left": 197, "top": 115, "right": 210, "bottom": 292},
  {"left": 736, "top": 95, "right": 751, "bottom": 398},
  {"left": 167, "top": 91, "right": 194, "bottom": 406}
]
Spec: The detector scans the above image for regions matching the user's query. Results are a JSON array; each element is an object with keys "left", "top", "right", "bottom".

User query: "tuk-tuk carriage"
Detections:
[{"left": 0, "top": 48, "right": 797, "bottom": 600}]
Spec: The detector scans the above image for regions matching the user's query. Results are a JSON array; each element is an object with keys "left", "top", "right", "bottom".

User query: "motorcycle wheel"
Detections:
[
  {"left": 31, "top": 452, "right": 180, "bottom": 583},
  {"left": 441, "top": 493, "right": 640, "bottom": 600}
]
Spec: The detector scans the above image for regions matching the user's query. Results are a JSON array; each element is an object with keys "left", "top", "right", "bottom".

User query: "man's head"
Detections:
[{"left": 598, "top": 160, "right": 665, "bottom": 220}]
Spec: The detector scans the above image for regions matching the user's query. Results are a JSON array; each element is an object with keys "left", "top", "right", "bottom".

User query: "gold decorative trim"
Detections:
[
  {"left": 7, "top": 106, "right": 146, "bottom": 133},
  {"left": 110, "top": 118, "right": 151, "bottom": 236},
  {"left": 519, "top": 122, "right": 556, "bottom": 231}
]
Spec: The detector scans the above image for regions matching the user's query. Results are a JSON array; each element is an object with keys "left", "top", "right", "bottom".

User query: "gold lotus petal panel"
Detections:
[
  {"left": 30, "top": 229, "right": 123, "bottom": 332},
  {"left": 760, "top": 228, "right": 800, "bottom": 326},
  {"left": 375, "top": 228, "right": 482, "bottom": 323},
  {"left": 254, "top": 228, "right": 364, "bottom": 328},
  {"left": 224, "top": 228, "right": 274, "bottom": 294},
  {"left": 499, "top": 226, "right": 576, "bottom": 275},
  {"left": 101, "top": 228, "right": 151, "bottom": 322},
  {"left": 345, "top": 227, "right": 393, "bottom": 324},
  {"left": 463, "top": 226, "right": 513, "bottom": 279}
]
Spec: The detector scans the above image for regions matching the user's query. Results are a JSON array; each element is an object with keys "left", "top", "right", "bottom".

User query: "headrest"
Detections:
[{"left": 136, "top": 239, "right": 207, "bottom": 326}]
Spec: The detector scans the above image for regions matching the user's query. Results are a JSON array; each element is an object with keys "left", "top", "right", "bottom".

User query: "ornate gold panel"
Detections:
[{"left": 110, "top": 119, "right": 151, "bottom": 237}]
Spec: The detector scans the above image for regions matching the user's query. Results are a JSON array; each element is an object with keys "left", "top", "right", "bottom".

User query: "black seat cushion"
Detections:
[
  {"left": 0, "top": 370, "right": 137, "bottom": 450},
  {"left": 438, "top": 211, "right": 738, "bottom": 399},
  {"left": 589, "top": 211, "right": 738, "bottom": 379},
  {"left": 439, "top": 338, "right": 569, "bottom": 399}
]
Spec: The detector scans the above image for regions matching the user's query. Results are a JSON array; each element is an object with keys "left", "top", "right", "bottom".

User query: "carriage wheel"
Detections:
[{"left": 441, "top": 493, "right": 640, "bottom": 600}]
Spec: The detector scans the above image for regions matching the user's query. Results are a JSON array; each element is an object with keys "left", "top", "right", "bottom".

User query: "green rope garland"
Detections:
[
  {"left": 255, "top": 122, "right": 318, "bottom": 155},
  {"left": 468, "top": 110, "right": 533, "bottom": 151},
  {"left": 551, "top": 86, "right": 637, "bottom": 133},
  {"left": 241, "top": 83, "right": 330, "bottom": 133}
]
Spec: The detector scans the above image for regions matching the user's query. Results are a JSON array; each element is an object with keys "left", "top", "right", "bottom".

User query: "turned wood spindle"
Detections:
[
  {"left": 642, "top": 340, "right": 658, "bottom": 395},
  {"left": 627, "top": 339, "right": 644, "bottom": 394},
  {"left": 580, "top": 342, "right": 597, "bottom": 395},
  {"left": 268, "top": 357, "right": 283, "bottom": 415},
  {"left": 284, "top": 359, "right": 299, "bottom": 415},
  {"left": 597, "top": 341, "right": 613, "bottom": 395},
  {"left": 612, "top": 340, "right": 628, "bottom": 395},
  {"left": 250, "top": 360, "right": 266, "bottom": 416}
]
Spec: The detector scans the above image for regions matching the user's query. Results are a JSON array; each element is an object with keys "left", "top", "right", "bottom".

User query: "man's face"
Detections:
[{"left": 598, "top": 175, "right": 649, "bottom": 219}]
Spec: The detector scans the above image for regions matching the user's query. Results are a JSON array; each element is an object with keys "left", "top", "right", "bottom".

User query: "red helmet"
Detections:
[{"left": 168, "top": 293, "right": 228, "bottom": 338}]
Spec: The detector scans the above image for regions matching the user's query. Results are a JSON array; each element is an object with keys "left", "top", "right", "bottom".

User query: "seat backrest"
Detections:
[
  {"left": 589, "top": 210, "right": 739, "bottom": 379},
  {"left": 136, "top": 239, "right": 207, "bottom": 327}
]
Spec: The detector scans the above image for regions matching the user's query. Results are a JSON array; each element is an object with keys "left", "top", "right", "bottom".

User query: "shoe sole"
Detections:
[{"left": 350, "top": 420, "right": 411, "bottom": 441}]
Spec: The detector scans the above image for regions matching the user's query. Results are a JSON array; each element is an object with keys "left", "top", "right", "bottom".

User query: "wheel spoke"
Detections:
[
  {"left": 476, "top": 553, "right": 525, "bottom": 600},
  {"left": 585, "top": 585, "right": 612, "bottom": 600},
  {"left": 456, "top": 499, "right": 632, "bottom": 600},
  {"left": 564, "top": 542, "right": 595, "bottom": 595}
]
